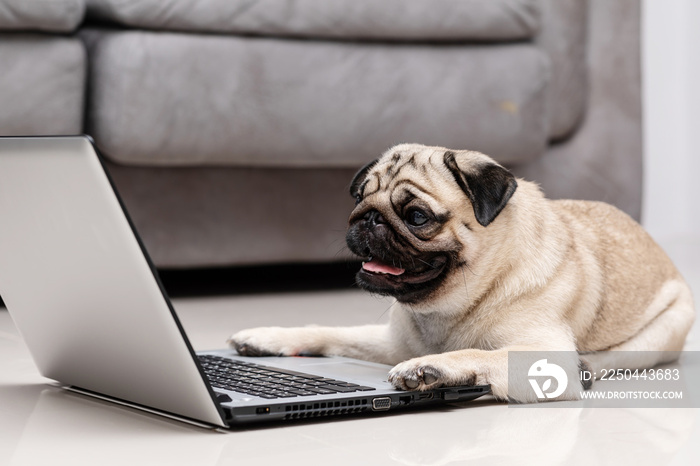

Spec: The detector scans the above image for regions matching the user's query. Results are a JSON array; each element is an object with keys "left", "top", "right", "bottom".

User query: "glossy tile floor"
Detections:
[{"left": 1, "top": 237, "right": 699, "bottom": 466}]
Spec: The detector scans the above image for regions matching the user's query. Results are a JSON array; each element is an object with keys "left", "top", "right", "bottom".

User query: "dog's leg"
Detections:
[
  {"left": 388, "top": 344, "right": 585, "bottom": 402},
  {"left": 228, "top": 324, "right": 406, "bottom": 365},
  {"left": 582, "top": 279, "right": 695, "bottom": 374}
]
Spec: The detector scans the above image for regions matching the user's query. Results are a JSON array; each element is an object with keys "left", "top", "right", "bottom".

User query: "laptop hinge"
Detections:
[{"left": 63, "top": 385, "right": 228, "bottom": 431}]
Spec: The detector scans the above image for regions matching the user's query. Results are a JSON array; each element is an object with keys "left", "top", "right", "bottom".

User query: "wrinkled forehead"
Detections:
[
  {"left": 360, "top": 146, "right": 448, "bottom": 196},
  {"left": 358, "top": 146, "right": 456, "bottom": 211}
]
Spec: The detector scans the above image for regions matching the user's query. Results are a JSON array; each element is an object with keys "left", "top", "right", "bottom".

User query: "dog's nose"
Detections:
[{"left": 364, "top": 210, "right": 386, "bottom": 226}]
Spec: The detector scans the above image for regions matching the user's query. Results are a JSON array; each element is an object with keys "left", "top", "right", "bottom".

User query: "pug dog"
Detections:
[{"left": 228, "top": 144, "right": 695, "bottom": 402}]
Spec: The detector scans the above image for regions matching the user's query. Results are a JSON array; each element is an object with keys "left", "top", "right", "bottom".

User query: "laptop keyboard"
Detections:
[{"left": 198, "top": 355, "right": 377, "bottom": 399}]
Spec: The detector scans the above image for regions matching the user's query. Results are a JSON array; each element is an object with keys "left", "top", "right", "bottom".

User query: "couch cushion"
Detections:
[
  {"left": 536, "top": 0, "right": 588, "bottom": 140},
  {"left": 85, "top": 0, "right": 540, "bottom": 41},
  {"left": 85, "top": 30, "right": 551, "bottom": 168},
  {"left": 0, "top": 35, "right": 85, "bottom": 136},
  {"left": 0, "top": 0, "right": 85, "bottom": 32}
]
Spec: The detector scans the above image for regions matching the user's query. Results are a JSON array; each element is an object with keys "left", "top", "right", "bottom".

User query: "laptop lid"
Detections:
[{"left": 0, "top": 136, "right": 226, "bottom": 427}]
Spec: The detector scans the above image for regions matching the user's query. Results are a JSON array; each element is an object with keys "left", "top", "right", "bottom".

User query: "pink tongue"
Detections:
[{"left": 362, "top": 259, "right": 405, "bottom": 276}]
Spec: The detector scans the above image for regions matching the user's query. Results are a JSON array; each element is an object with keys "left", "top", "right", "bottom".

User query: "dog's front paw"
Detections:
[
  {"left": 388, "top": 362, "right": 444, "bottom": 390},
  {"left": 388, "top": 356, "right": 477, "bottom": 391},
  {"left": 227, "top": 327, "right": 303, "bottom": 357}
]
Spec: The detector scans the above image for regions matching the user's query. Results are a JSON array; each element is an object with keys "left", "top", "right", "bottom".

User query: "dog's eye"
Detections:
[
  {"left": 406, "top": 208, "right": 429, "bottom": 226},
  {"left": 354, "top": 195, "right": 362, "bottom": 206}
]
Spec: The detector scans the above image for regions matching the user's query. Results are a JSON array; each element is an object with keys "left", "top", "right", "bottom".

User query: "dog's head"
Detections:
[{"left": 346, "top": 144, "right": 518, "bottom": 305}]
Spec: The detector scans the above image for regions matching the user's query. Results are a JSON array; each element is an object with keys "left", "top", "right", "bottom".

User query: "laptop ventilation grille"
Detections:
[{"left": 283, "top": 399, "right": 369, "bottom": 420}]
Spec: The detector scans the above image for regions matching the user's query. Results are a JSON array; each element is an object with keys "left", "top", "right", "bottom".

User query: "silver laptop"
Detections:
[{"left": 0, "top": 136, "right": 490, "bottom": 428}]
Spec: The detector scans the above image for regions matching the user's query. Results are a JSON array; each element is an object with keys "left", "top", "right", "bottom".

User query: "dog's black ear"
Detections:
[
  {"left": 349, "top": 158, "right": 379, "bottom": 199},
  {"left": 443, "top": 151, "right": 517, "bottom": 227}
]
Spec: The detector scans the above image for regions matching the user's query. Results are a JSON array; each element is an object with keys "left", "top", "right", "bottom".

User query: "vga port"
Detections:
[{"left": 371, "top": 397, "right": 392, "bottom": 411}]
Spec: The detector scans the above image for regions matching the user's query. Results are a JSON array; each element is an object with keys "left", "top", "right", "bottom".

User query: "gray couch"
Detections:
[
  {"left": 0, "top": 0, "right": 85, "bottom": 135},
  {"left": 0, "top": 0, "right": 642, "bottom": 269}
]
